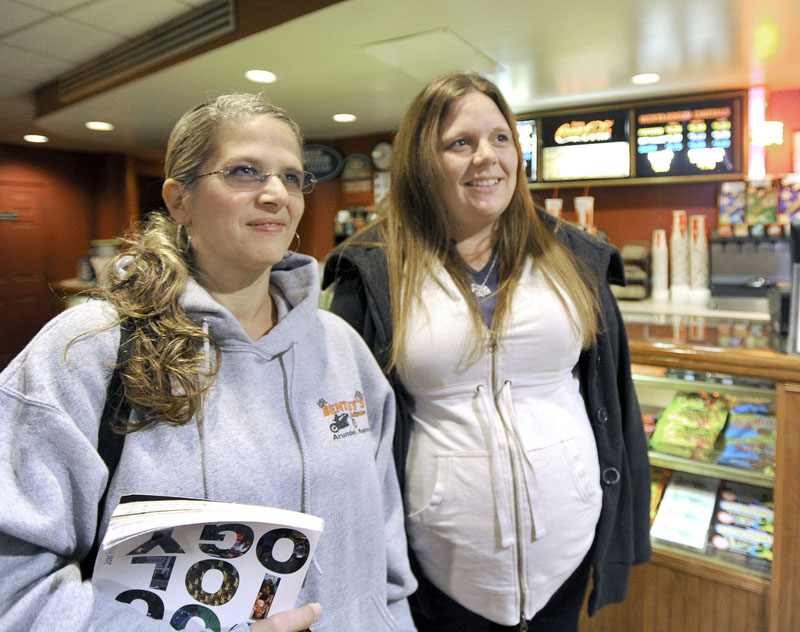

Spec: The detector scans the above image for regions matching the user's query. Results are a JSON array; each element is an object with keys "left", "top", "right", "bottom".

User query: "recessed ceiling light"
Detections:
[
  {"left": 245, "top": 69, "right": 277, "bottom": 83},
  {"left": 632, "top": 73, "right": 660, "bottom": 85},
  {"left": 23, "top": 134, "right": 49, "bottom": 143},
  {"left": 333, "top": 113, "right": 357, "bottom": 123},
  {"left": 85, "top": 121, "right": 114, "bottom": 131}
]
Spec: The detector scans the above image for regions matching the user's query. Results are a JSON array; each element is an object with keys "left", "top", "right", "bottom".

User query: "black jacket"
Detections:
[{"left": 323, "top": 216, "right": 652, "bottom": 616}]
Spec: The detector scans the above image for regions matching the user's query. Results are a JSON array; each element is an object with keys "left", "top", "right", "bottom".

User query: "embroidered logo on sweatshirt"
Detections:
[{"left": 317, "top": 392, "right": 370, "bottom": 440}]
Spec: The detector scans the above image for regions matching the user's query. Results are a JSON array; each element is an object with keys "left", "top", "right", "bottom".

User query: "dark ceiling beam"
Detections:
[{"left": 34, "top": 0, "right": 345, "bottom": 116}]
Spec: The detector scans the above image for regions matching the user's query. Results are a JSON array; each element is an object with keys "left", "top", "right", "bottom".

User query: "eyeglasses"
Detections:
[{"left": 192, "top": 164, "right": 317, "bottom": 195}]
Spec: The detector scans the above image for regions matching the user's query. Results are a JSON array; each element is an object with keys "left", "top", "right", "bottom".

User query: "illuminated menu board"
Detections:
[
  {"left": 516, "top": 119, "right": 537, "bottom": 182},
  {"left": 634, "top": 97, "right": 742, "bottom": 177},
  {"left": 540, "top": 110, "right": 630, "bottom": 181}
]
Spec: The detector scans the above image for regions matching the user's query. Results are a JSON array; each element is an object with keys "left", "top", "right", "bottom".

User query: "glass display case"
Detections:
[
  {"left": 619, "top": 299, "right": 773, "bottom": 350},
  {"left": 580, "top": 302, "right": 800, "bottom": 632},
  {"left": 635, "top": 364, "right": 775, "bottom": 578}
]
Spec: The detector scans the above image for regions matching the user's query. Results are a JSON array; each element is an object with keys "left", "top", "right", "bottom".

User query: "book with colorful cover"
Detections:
[{"left": 92, "top": 495, "right": 324, "bottom": 631}]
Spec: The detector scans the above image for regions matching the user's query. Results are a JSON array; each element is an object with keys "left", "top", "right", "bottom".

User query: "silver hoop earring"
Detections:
[
  {"left": 285, "top": 232, "right": 300, "bottom": 258},
  {"left": 176, "top": 223, "right": 191, "bottom": 253}
]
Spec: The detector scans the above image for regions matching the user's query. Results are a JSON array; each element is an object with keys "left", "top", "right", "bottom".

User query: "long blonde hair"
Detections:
[
  {"left": 378, "top": 73, "right": 600, "bottom": 369},
  {"left": 94, "top": 93, "right": 303, "bottom": 431}
]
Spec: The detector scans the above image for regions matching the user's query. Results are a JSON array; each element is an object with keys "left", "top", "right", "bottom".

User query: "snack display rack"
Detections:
[{"left": 579, "top": 305, "right": 800, "bottom": 632}]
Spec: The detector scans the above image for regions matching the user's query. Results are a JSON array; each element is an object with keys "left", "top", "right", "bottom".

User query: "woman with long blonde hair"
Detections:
[
  {"left": 325, "top": 73, "right": 651, "bottom": 631},
  {"left": 0, "top": 93, "right": 417, "bottom": 632}
]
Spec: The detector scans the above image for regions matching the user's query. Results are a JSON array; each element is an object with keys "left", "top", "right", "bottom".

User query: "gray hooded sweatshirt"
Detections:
[{"left": 0, "top": 253, "right": 416, "bottom": 631}]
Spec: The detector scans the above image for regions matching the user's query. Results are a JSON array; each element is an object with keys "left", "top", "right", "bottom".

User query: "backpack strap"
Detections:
[{"left": 80, "top": 318, "right": 135, "bottom": 579}]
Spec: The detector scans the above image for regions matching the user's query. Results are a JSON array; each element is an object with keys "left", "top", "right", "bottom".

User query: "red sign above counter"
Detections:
[{"left": 540, "top": 109, "right": 630, "bottom": 181}]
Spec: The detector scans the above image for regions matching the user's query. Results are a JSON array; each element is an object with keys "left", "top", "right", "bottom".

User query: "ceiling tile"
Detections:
[
  {"left": 1, "top": 14, "right": 124, "bottom": 63},
  {"left": 0, "top": 42, "right": 72, "bottom": 97},
  {"left": 12, "top": 0, "right": 93, "bottom": 11},
  {"left": 0, "top": 1, "right": 48, "bottom": 36},
  {"left": 361, "top": 28, "right": 502, "bottom": 82},
  {"left": 66, "top": 0, "right": 192, "bottom": 38}
]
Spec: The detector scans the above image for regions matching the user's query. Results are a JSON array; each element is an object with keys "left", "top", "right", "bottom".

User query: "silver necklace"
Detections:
[{"left": 470, "top": 251, "right": 498, "bottom": 298}]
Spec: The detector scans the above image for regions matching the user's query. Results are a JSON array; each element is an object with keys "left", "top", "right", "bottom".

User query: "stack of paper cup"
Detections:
[
  {"left": 669, "top": 209, "right": 690, "bottom": 303},
  {"left": 689, "top": 214, "right": 710, "bottom": 306},
  {"left": 574, "top": 196, "right": 594, "bottom": 229},
  {"left": 651, "top": 228, "right": 669, "bottom": 303},
  {"left": 544, "top": 198, "right": 563, "bottom": 218}
]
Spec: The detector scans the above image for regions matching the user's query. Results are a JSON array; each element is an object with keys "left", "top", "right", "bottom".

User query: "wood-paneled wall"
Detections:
[{"left": 0, "top": 143, "right": 139, "bottom": 366}]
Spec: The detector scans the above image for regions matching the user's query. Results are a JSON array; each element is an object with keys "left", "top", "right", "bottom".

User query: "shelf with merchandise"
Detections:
[
  {"left": 648, "top": 465, "right": 774, "bottom": 578},
  {"left": 650, "top": 540, "right": 771, "bottom": 586},
  {"left": 634, "top": 369, "right": 777, "bottom": 488},
  {"left": 647, "top": 451, "right": 774, "bottom": 489}
]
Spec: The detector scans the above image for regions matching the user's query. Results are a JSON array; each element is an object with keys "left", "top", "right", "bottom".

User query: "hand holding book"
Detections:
[{"left": 248, "top": 602, "right": 321, "bottom": 632}]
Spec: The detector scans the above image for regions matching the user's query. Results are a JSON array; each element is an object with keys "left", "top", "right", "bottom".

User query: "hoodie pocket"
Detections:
[
  {"left": 406, "top": 453, "right": 452, "bottom": 524},
  {"left": 527, "top": 437, "right": 602, "bottom": 512},
  {"left": 406, "top": 452, "right": 498, "bottom": 540},
  {"left": 405, "top": 451, "right": 516, "bottom": 594},
  {"left": 312, "top": 589, "right": 397, "bottom": 631}
]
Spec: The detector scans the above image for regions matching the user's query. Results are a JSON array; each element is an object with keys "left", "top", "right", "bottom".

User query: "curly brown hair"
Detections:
[{"left": 92, "top": 93, "right": 302, "bottom": 431}]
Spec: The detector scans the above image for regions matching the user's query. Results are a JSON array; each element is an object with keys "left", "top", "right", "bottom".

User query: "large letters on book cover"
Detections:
[{"left": 92, "top": 496, "right": 324, "bottom": 631}]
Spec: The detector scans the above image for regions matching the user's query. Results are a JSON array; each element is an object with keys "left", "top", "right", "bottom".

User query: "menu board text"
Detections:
[{"left": 634, "top": 98, "right": 741, "bottom": 177}]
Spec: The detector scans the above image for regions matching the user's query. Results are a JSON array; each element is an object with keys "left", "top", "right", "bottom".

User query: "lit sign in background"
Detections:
[
  {"left": 540, "top": 110, "right": 630, "bottom": 181},
  {"left": 633, "top": 97, "right": 742, "bottom": 177},
  {"left": 516, "top": 119, "right": 537, "bottom": 182}
]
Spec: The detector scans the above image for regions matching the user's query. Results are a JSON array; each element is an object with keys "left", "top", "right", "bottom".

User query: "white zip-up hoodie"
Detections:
[
  {"left": 400, "top": 260, "right": 602, "bottom": 625},
  {"left": 0, "top": 253, "right": 416, "bottom": 631}
]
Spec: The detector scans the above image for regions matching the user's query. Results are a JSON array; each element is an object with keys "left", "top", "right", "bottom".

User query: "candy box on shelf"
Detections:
[
  {"left": 745, "top": 179, "right": 778, "bottom": 226},
  {"left": 650, "top": 472, "right": 718, "bottom": 551},
  {"left": 716, "top": 396, "right": 776, "bottom": 476},
  {"left": 708, "top": 481, "right": 773, "bottom": 573},
  {"left": 718, "top": 181, "right": 746, "bottom": 225},
  {"left": 778, "top": 174, "right": 800, "bottom": 223}
]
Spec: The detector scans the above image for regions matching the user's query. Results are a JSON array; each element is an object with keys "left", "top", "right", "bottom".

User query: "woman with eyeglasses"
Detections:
[
  {"left": 0, "top": 94, "right": 417, "bottom": 632},
  {"left": 324, "top": 74, "right": 651, "bottom": 631}
]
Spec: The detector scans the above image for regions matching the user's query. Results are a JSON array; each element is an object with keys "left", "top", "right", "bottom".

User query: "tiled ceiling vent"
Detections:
[{"left": 57, "top": 0, "right": 236, "bottom": 102}]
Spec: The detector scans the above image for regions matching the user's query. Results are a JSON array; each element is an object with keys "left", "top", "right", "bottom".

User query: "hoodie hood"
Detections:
[{"left": 179, "top": 252, "right": 322, "bottom": 356}]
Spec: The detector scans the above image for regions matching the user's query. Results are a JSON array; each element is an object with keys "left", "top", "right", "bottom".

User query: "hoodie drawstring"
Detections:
[
  {"left": 497, "top": 382, "right": 546, "bottom": 540},
  {"left": 476, "top": 382, "right": 547, "bottom": 549},
  {"left": 477, "top": 385, "right": 515, "bottom": 548}
]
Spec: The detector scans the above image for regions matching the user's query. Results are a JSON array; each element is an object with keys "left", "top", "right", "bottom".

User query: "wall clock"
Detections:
[{"left": 371, "top": 141, "right": 393, "bottom": 171}]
